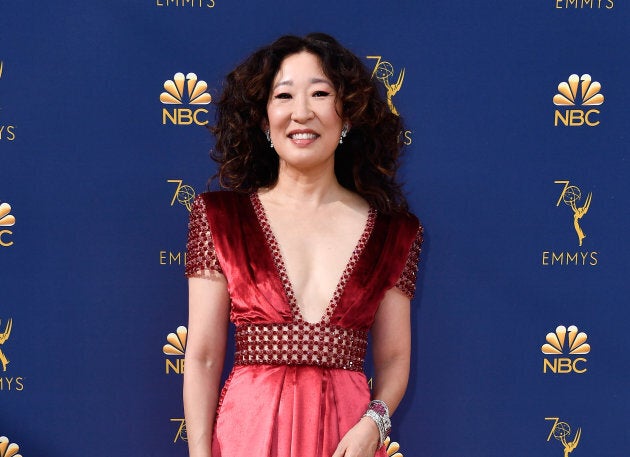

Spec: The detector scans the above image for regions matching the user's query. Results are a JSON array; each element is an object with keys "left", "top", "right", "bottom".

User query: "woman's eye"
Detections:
[
  {"left": 313, "top": 91, "right": 330, "bottom": 97},
  {"left": 274, "top": 92, "right": 291, "bottom": 99}
]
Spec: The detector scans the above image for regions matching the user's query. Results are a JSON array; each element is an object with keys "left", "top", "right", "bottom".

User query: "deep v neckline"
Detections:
[{"left": 250, "top": 192, "right": 377, "bottom": 325}]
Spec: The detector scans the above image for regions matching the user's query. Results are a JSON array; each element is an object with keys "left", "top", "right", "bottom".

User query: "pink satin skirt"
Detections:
[{"left": 212, "top": 365, "right": 387, "bottom": 457}]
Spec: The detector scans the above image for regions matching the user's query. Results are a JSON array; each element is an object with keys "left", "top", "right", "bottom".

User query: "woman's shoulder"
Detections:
[
  {"left": 378, "top": 208, "right": 423, "bottom": 252},
  {"left": 195, "top": 189, "right": 251, "bottom": 206},
  {"left": 189, "top": 190, "right": 252, "bottom": 225},
  {"left": 380, "top": 208, "right": 421, "bottom": 231}
]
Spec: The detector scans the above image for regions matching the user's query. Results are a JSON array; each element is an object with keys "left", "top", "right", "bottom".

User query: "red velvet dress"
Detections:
[{"left": 185, "top": 191, "right": 422, "bottom": 457}]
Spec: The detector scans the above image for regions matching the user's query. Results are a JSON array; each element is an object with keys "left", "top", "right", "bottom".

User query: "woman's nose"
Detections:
[{"left": 291, "top": 96, "right": 314, "bottom": 122}]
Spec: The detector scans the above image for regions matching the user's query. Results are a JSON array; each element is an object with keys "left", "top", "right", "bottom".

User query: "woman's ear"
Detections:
[
  {"left": 262, "top": 120, "right": 273, "bottom": 148},
  {"left": 341, "top": 120, "right": 351, "bottom": 135}
]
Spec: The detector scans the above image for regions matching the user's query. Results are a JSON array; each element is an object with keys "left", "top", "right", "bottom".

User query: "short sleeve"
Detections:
[
  {"left": 394, "top": 224, "right": 423, "bottom": 299},
  {"left": 185, "top": 194, "right": 223, "bottom": 278}
]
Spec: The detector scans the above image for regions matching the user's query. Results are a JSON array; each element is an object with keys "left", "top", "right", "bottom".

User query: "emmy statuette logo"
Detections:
[
  {"left": 163, "top": 326, "right": 187, "bottom": 374},
  {"left": 0, "top": 64, "right": 17, "bottom": 141},
  {"left": 541, "top": 181, "right": 598, "bottom": 267},
  {"left": 159, "top": 180, "right": 192, "bottom": 267},
  {"left": 161, "top": 72, "right": 212, "bottom": 125},
  {"left": 0, "top": 318, "right": 23, "bottom": 391},
  {"left": 546, "top": 417, "right": 581, "bottom": 457},
  {"left": 168, "top": 179, "right": 196, "bottom": 212},
  {"left": 0, "top": 203, "right": 15, "bottom": 247},
  {"left": 367, "top": 56, "right": 405, "bottom": 116},
  {"left": 0, "top": 319, "right": 12, "bottom": 372},
  {"left": 0, "top": 436, "right": 22, "bottom": 457},
  {"left": 554, "top": 74, "right": 604, "bottom": 127},
  {"left": 542, "top": 325, "right": 590, "bottom": 374},
  {"left": 555, "top": 181, "right": 591, "bottom": 247},
  {"left": 366, "top": 56, "right": 412, "bottom": 145}
]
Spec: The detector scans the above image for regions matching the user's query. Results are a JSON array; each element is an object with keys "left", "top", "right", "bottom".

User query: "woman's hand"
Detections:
[{"left": 331, "top": 416, "right": 381, "bottom": 457}]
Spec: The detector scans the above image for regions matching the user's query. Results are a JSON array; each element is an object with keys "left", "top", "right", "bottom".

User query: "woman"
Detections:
[{"left": 184, "top": 33, "right": 422, "bottom": 457}]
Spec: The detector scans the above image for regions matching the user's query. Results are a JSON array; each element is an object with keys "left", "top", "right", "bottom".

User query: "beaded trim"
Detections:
[
  {"left": 394, "top": 225, "right": 423, "bottom": 299},
  {"left": 185, "top": 195, "right": 223, "bottom": 277},
  {"left": 215, "top": 368, "right": 235, "bottom": 421},
  {"left": 250, "top": 192, "right": 376, "bottom": 324},
  {"left": 234, "top": 322, "right": 368, "bottom": 371}
]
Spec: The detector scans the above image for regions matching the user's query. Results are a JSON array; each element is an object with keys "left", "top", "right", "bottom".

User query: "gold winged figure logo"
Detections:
[
  {"left": 0, "top": 318, "right": 12, "bottom": 372},
  {"left": 560, "top": 427, "right": 581, "bottom": 457},
  {"left": 555, "top": 181, "right": 592, "bottom": 246},
  {"left": 546, "top": 418, "right": 582, "bottom": 457},
  {"left": 368, "top": 56, "right": 405, "bottom": 116}
]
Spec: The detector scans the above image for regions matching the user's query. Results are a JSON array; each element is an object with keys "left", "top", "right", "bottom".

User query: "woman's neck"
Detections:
[{"left": 263, "top": 161, "right": 348, "bottom": 208}]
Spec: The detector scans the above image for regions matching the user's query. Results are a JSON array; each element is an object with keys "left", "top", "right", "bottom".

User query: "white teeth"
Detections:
[{"left": 290, "top": 132, "right": 318, "bottom": 140}]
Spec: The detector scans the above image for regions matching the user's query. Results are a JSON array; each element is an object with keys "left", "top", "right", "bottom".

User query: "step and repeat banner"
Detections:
[{"left": 1, "top": 1, "right": 628, "bottom": 456}]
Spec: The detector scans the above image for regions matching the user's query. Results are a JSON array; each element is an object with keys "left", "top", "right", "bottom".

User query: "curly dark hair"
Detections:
[{"left": 210, "top": 32, "right": 409, "bottom": 214}]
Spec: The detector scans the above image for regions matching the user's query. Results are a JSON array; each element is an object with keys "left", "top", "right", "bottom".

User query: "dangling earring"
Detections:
[
  {"left": 265, "top": 129, "right": 274, "bottom": 148},
  {"left": 339, "top": 124, "right": 349, "bottom": 144}
]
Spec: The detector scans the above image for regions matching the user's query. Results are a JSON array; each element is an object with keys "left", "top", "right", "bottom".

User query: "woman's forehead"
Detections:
[{"left": 272, "top": 52, "right": 331, "bottom": 85}]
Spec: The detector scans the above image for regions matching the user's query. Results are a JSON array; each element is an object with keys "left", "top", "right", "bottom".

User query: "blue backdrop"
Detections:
[{"left": 1, "top": 1, "right": 628, "bottom": 456}]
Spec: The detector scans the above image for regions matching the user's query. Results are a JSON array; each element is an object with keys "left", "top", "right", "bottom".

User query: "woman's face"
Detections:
[{"left": 266, "top": 51, "right": 344, "bottom": 173}]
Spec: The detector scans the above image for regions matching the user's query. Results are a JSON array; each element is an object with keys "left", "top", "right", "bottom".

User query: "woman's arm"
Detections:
[
  {"left": 370, "top": 286, "right": 411, "bottom": 415},
  {"left": 183, "top": 274, "right": 230, "bottom": 457},
  {"left": 332, "top": 287, "right": 411, "bottom": 457}
]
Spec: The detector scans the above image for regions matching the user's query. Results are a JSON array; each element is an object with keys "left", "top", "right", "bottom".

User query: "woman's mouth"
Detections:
[
  {"left": 289, "top": 132, "right": 318, "bottom": 140},
  {"left": 288, "top": 131, "right": 319, "bottom": 145}
]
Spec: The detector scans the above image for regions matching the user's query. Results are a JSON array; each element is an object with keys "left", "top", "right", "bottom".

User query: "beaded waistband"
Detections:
[{"left": 234, "top": 322, "right": 368, "bottom": 372}]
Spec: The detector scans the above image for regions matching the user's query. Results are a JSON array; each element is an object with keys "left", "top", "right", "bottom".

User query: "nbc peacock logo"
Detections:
[
  {"left": 160, "top": 72, "right": 212, "bottom": 126},
  {"left": 0, "top": 436, "right": 22, "bottom": 457},
  {"left": 553, "top": 74, "right": 604, "bottom": 127},
  {"left": 0, "top": 202, "right": 15, "bottom": 247},
  {"left": 163, "top": 326, "right": 187, "bottom": 375},
  {"left": 542, "top": 325, "right": 590, "bottom": 374},
  {"left": 383, "top": 437, "right": 404, "bottom": 457}
]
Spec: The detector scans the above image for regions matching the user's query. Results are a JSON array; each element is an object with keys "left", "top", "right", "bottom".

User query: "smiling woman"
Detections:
[
  {"left": 209, "top": 33, "right": 407, "bottom": 214},
  {"left": 183, "top": 33, "right": 423, "bottom": 457},
  {"left": 266, "top": 52, "right": 344, "bottom": 176}
]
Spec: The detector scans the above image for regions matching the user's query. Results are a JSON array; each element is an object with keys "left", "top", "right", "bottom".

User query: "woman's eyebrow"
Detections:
[
  {"left": 272, "top": 77, "right": 332, "bottom": 90},
  {"left": 310, "top": 77, "right": 332, "bottom": 85},
  {"left": 273, "top": 79, "right": 292, "bottom": 89}
]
